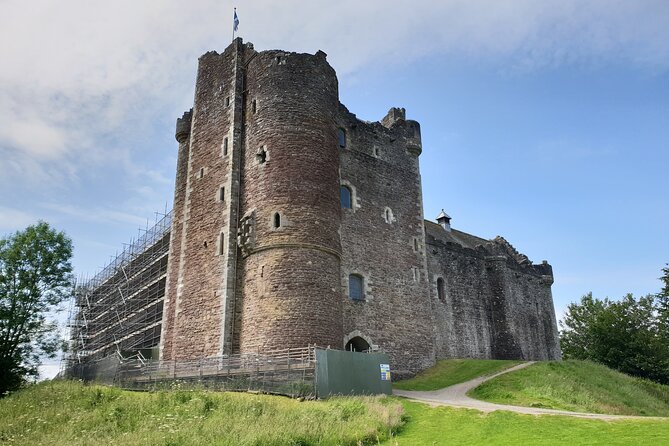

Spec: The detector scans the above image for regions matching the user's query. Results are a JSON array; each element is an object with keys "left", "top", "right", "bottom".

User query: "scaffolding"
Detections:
[{"left": 64, "top": 211, "right": 172, "bottom": 372}]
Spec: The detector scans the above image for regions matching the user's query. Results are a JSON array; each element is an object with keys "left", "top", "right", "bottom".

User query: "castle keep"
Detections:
[{"left": 69, "top": 39, "right": 561, "bottom": 378}]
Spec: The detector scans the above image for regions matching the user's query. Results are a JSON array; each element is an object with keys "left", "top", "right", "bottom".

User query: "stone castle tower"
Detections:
[{"left": 159, "top": 39, "right": 561, "bottom": 376}]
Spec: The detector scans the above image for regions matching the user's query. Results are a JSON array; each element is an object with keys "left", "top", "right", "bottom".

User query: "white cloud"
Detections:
[{"left": 0, "top": 0, "right": 667, "bottom": 191}]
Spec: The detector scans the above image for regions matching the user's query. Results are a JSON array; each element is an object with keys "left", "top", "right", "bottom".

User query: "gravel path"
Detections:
[{"left": 393, "top": 362, "right": 666, "bottom": 420}]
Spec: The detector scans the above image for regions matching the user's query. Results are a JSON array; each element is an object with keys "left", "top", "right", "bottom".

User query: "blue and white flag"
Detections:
[{"left": 233, "top": 9, "right": 239, "bottom": 32}]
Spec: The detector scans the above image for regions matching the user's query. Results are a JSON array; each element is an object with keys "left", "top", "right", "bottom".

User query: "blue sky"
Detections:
[{"left": 2, "top": 1, "right": 668, "bottom": 375}]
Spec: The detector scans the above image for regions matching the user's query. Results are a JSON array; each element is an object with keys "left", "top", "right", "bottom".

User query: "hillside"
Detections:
[
  {"left": 470, "top": 360, "right": 669, "bottom": 416},
  {"left": 393, "top": 359, "right": 521, "bottom": 391},
  {"left": 0, "top": 381, "right": 403, "bottom": 446}
]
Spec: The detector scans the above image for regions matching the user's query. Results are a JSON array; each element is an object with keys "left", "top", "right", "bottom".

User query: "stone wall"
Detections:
[
  {"left": 338, "top": 106, "right": 435, "bottom": 377},
  {"left": 160, "top": 42, "right": 243, "bottom": 360},
  {"left": 425, "top": 221, "right": 561, "bottom": 361},
  {"left": 235, "top": 48, "right": 344, "bottom": 352}
]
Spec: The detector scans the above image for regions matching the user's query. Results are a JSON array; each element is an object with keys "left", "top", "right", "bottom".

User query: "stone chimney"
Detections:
[{"left": 436, "top": 209, "right": 451, "bottom": 232}]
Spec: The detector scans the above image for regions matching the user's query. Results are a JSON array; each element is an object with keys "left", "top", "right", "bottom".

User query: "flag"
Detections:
[{"left": 233, "top": 9, "right": 239, "bottom": 32}]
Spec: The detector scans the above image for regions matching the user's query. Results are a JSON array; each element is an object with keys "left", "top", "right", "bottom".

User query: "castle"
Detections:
[{"left": 69, "top": 39, "right": 561, "bottom": 378}]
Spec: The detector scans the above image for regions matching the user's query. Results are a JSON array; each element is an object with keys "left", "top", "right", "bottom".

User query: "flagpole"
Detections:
[{"left": 231, "top": 7, "right": 236, "bottom": 42}]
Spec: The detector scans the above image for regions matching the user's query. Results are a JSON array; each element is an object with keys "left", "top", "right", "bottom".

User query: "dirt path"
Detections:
[{"left": 393, "top": 362, "right": 666, "bottom": 420}]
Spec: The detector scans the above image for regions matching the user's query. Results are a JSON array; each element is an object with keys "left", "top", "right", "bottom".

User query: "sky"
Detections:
[{"left": 1, "top": 1, "right": 668, "bottom": 378}]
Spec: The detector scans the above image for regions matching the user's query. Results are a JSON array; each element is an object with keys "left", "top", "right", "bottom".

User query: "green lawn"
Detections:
[
  {"left": 383, "top": 399, "right": 669, "bottom": 446},
  {"left": 0, "top": 380, "right": 403, "bottom": 446},
  {"left": 469, "top": 360, "right": 669, "bottom": 416},
  {"left": 393, "top": 359, "right": 521, "bottom": 391}
]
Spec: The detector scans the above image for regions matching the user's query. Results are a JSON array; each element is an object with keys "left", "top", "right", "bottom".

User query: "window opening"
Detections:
[
  {"left": 349, "top": 274, "right": 364, "bottom": 301},
  {"left": 257, "top": 148, "right": 267, "bottom": 164},
  {"left": 225, "top": 96, "right": 230, "bottom": 107},
  {"left": 337, "top": 128, "right": 346, "bottom": 148},
  {"left": 340, "top": 186, "right": 352, "bottom": 209},
  {"left": 252, "top": 99, "right": 257, "bottom": 114},
  {"left": 437, "top": 278, "right": 445, "bottom": 301},
  {"left": 384, "top": 207, "right": 394, "bottom": 224},
  {"left": 373, "top": 147, "right": 379, "bottom": 157},
  {"left": 219, "top": 186, "right": 225, "bottom": 202},
  {"left": 273, "top": 213, "right": 281, "bottom": 229},
  {"left": 223, "top": 137, "right": 228, "bottom": 155},
  {"left": 198, "top": 167, "right": 204, "bottom": 179},
  {"left": 219, "top": 233, "right": 225, "bottom": 255}
]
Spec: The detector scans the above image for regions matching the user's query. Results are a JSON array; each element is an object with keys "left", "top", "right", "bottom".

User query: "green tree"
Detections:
[
  {"left": 0, "top": 222, "right": 73, "bottom": 394},
  {"left": 560, "top": 287, "right": 669, "bottom": 385}
]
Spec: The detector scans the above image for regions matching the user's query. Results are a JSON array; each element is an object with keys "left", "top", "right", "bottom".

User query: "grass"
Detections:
[
  {"left": 393, "top": 359, "right": 521, "bottom": 391},
  {"left": 0, "top": 380, "right": 404, "bottom": 445},
  {"left": 469, "top": 360, "right": 669, "bottom": 416},
  {"left": 383, "top": 399, "right": 669, "bottom": 446}
]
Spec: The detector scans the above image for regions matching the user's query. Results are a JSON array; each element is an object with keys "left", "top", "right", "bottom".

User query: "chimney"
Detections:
[{"left": 436, "top": 209, "right": 451, "bottom": 232}]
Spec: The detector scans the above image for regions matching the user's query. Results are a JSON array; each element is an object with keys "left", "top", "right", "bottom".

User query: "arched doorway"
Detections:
[{"left": 345, "top": 336, "right": 371, "bottom": 352}]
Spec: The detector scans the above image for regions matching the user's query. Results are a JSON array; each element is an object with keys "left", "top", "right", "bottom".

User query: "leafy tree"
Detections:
[
  {"left": 0, "top": 222, "right": 73, "bottom": 394},
  {"left": 560, "top": 286, "right": 669, "bottom": 385}
]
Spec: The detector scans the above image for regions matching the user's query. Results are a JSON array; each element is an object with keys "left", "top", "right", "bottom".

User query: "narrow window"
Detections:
[
  {"left": 337, "top": 128, "right": 346, "bottom": 148},
  {"left": 340, "top": 185, "right": 352, "bottom": 209},
  {"left": 373, "top": 147, "right": 379, "bottom": 157},
  {"left": 225, "top": 96, "right": 230, "bottom": 107},
  {"left": 257, "top": 148, "right": 267, "bottom": 164},
  {"left": 384, "top": 207, "right": 394, "bottom": 224},
  {"left": 437, "top": 278, "right": 445, "bottom": 302},
  {"left": 198, "top": 167, "right": 204, "bottom": 179},
  {"left": 413, "top": 238, "right": 419, "bottom": 251},
  {"left": 349, "top": 274, "right": 364, "bottom": 301},
  {"left": 223, "top": 137, "right": 228, "bottom": 155},
  {"left": 219, "top": 186, "right": 225, "bottom": 202},
  {"left": 276, "top": 55, "right": 282, "bottom": 65},
  {"left": 273, "top": 213, "right": 281, "bottom": 229},
  {"left": 219, "top": 233, "right": 225, "bottom": 255},
  {"left": 252, "top": 99, "right": 257, "bottom": 114}
]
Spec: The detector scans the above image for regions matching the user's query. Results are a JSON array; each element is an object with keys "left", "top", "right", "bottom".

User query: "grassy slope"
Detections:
[
  {"left": 469, "top": 360, "right": 669, "bottom": 416},
  {"left": 393, "top": 359, "right": 521, "bottom": 391},
  {"left": 384, "top": 399, "right": 669, "bottom": 446},
  {"left": 0, "top": 380, "right": 403, "bottom": 446}
]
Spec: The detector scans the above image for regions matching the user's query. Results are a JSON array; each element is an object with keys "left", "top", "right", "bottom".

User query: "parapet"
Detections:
[
  {"left": 175, "top": 109, "right": 193, "bottom": 143},
  {"left": 381, "top": 107, "right": 406, "bottom": 127}
]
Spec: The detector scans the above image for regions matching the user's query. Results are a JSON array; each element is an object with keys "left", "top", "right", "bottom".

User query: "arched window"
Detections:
[
  {"left": 337, "top": 128, "right": 346, "bottom": 148},
  {"left": 437, "top": 278, "right": 445, "bottom": 301},
  {"left": 340, "top": 186, "right": 352, "bottom": 209},
  {"left": 349, "top": 274, "right": 364, "bottom": 301},
  {"left": 273, "top": 213, "right": 281, "bottom": 229}
]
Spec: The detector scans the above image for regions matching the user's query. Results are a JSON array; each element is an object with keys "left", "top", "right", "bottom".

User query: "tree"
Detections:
[
  {"left": 560, "top": 288, "right": 669, "bottom": 385},
  {"left": 0, "top": 222, "right": 73, "bottom": 394}
]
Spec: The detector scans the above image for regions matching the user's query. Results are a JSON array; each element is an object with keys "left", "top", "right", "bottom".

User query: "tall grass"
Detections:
[
  {"left": 469, "top": 360, "right": 669, "bottom": 416},
  {"left": 0, "top": 380, "right": 404, "bottom": 445}
]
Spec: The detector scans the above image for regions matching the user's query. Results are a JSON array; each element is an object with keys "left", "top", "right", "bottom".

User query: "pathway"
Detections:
[{"left": 393, "top": 362, "right": 666, "bottom": 420}]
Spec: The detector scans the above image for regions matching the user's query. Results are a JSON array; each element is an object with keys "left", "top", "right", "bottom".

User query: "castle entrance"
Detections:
[{"left": 345, "top": 336, "right": 371, "bottom": 352}]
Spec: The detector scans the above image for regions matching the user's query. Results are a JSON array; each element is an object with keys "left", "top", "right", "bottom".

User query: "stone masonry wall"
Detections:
[
  {"left": 160, "top": 43, "right": 241, "bottom": 360},
  {"left": 338, "top": 106, "right": 435, "bottom": 377},
  {"left": 425, "top": 222, "right": 561, "bottom": 361},
  {"left": 235, "top": 49, "right": 344, "bottom": 352}
]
